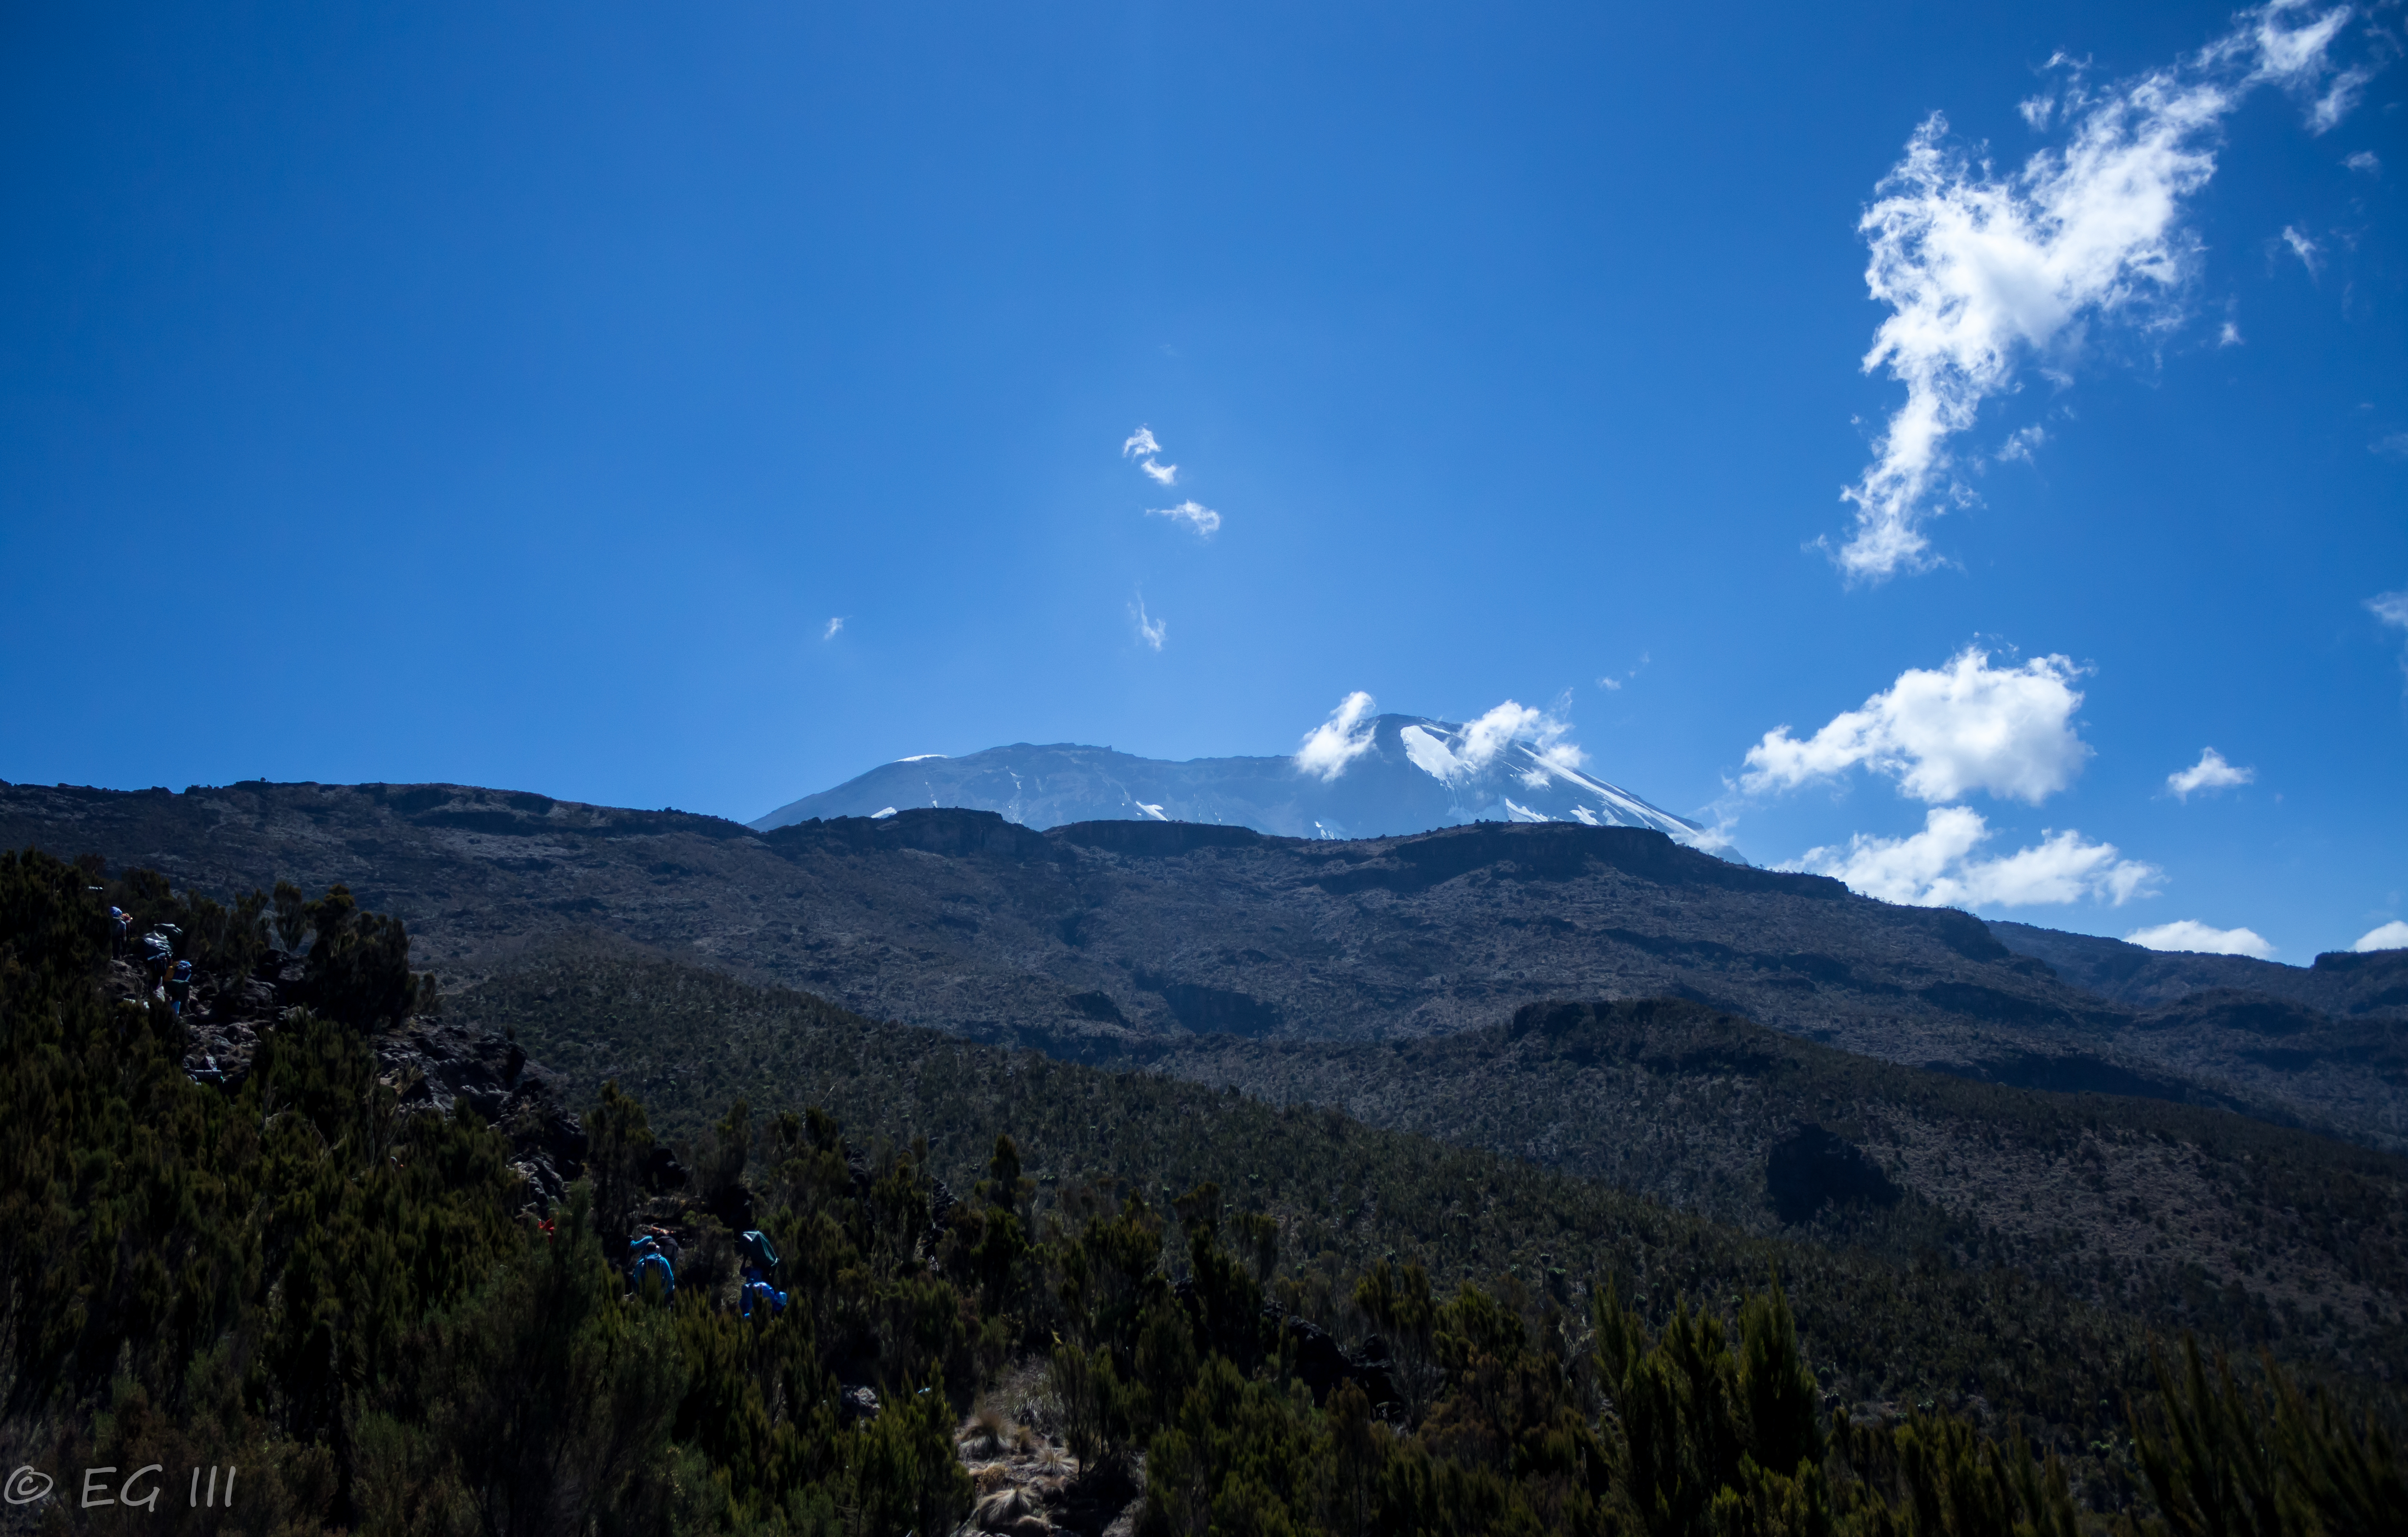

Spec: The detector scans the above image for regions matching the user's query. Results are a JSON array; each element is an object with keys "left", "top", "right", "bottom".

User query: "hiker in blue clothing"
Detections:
[
  {"left": 739, "top": 1272, "right": 786, "bottom": 1319},
  {"left": 737, "top": 1227, "right": 786, "bottom": 1319},
  {"left": 141, "top": 928, "right": 177, "bottom": 995},
  {"left": 109, "top": 907, "right": 129, "bottom": 958},
  {"left": 628, "top": 1226, "right": 679, "bottom": 1303},
  {"left": 167, "top": 959, "right": 193, "bottom": 1016}
]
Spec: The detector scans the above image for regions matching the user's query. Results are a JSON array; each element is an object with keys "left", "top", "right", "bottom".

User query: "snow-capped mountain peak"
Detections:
[{"left": 752, "top": 713, "right": 1725, "bottom": 855}]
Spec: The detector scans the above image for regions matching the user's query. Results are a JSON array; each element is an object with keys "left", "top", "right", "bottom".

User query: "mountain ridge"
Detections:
[
  {"left": 750, "top": 712, "right": 1724, "bottom": 851},
  {"left": 8, "top": 780, "right": 2402, "bottom": 1148}
]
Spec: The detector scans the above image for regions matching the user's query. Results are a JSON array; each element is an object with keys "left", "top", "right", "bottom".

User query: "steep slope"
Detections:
[
  {"left": 454, "top": 935, "right": 2180, "bottom": 1454},
  {"left": 1990, "top": 921, "right": 2408, "bottom": 1144},
  {"left": 5, "top": 780, "right": 2396, "bottom": 1146},
  {"left": 1152, "top": 997, "right": 2408, "bottom": 1382},
  {"left": 749, "top": 713, "right": 1716, "bottom": 848},
  {"left": 1991, "top": 919, "right": 2408, "bottom": 1013}
]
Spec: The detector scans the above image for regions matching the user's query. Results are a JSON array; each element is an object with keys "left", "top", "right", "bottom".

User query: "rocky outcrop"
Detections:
[
  {"left": 374, "top": 1018, "right": 588, "bottom": 1208},
  {"left": 122, "top": 940, "right": 590, "bottom": 1213}
]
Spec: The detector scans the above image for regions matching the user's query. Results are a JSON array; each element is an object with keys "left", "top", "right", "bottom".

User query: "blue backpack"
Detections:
[
  {"left": 630, "top": 1250, "right": 675, "bottom": 1301},
  {"left": 740, "top": 1277, "right": 787, "bottom": 1320}
]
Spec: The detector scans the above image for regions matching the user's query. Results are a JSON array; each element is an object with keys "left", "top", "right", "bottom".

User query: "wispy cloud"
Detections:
[
  {"left": 1132, "top": 597, "right": 1166, "bottom": 652},
  {"left": 2355, "top": 920, "right": 2408, "bottom": 952},
  {"left": 2372, "top": 587, "right": 2408, "bottom": 677},
  {"left": 1148, "top": 500, "right": 1222, "bottom": 537},
  {"left": 1124, "top": 426, "right": 1216, "bottom": 523},
  {"left": 1997, "top": 424, "right": 2049, "bottom": 464},
  {"left": 1296, "top": 691, "right": 1379, "bottom": 780},
  {"left": 2167, "top": 746, "right": 2254, "bottom": 799},
  {"left": 2345, "top": 149, "right": 2381, "bottom": 174},
  {"left": 2281, "top": 224, "right": 2322, "bottom": 273},
  {"left": 1451, "top": 700, "right": 1584, "bottom": 781},
  {"left": 2128, "top": 918, "right": 2274, "bottom": 957},
  {"left": 1743, "top": 648, "right": 2089, "bottom": 805},
  {"left": 1596, "top": 652, "right": 1649, "bottom": 691},
  {"left": 1787, "top": 806, "right": 2157, "bottom": 907},
  {"left": 822, "top": 617, "right": 846, "bottom": 641},
  {"left": 1832, "top": 2, "right": 2369, "bottom": 580},
  {"left": 2372, "top": 434, "right": 2408, "bottom": 462}
]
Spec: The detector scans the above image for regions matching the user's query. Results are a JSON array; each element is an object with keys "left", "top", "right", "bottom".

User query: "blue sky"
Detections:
[{"left": 2, "top": 1, "right": 2400, "bottom": 960}]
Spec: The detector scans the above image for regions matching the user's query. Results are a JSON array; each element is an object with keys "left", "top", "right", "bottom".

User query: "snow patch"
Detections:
[
  {"left": 1135, "top": 802, "right": 1168, "bottom": 822},
  {"left": 872, "top": 807, "right": 898, "bottom": 819},
  {"left": 1399, "top": 724, "right": 1463, "bottom": 782}
]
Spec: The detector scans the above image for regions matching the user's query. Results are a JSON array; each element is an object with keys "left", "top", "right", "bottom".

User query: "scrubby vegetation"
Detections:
[
  {"left": 1152, "top": 998, "right": 2408, "bottom": 1381},
  {"left": 5, "top": 851, "right": 2402, "bottom": 1533}
]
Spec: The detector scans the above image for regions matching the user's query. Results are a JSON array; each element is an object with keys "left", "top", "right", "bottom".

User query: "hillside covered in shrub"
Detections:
[{"left": 6, "top": 849, "right": 2401, "bottom": 1533}]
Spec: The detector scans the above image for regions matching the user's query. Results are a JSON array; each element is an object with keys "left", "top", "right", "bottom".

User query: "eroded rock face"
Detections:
[
  {"left": 374, "top": 1018, "right": 589, "bottom": 1208},
  {"left": 130, "top": 943, "right": 589, "bottom": 1213}
]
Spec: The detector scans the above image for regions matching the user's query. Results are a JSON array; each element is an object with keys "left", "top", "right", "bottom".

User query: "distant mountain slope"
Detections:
[
  {"left": 1154, "top": 996, "right": 2408, "bottom": 1381},
  {"left": 452, "top": 937, "right": 2174, "bottom": 1451},
  {"left": 1991, "top": 919, "right": 2408, "bottom": 1013},
  {"left": 750, "top": 713, "right": 1719, "bottom": 849},
  {"left": 8, "top": 780, "right": 2402, "bottom": 1145}
]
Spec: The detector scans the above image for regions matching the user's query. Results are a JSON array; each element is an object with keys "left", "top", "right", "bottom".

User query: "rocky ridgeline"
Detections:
[{"left": 124, "top": 948, "right": 591, "bottom": 1215}]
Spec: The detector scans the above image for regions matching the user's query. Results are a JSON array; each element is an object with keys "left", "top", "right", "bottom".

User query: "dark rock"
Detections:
[
  {"left": 643, "top": 1144, "right": 688, "bottom": 1191},
  {"left": 374, "top": 1020, "right": 587, "bottom": 1208},
  {"left": 1273, "top": 1313, "right": 1397, "bottom": 1408}
]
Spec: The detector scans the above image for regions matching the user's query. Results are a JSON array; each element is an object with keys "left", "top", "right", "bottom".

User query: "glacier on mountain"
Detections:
[{"left": 752, "top": 713, "right": 1726, "bottom": 855}]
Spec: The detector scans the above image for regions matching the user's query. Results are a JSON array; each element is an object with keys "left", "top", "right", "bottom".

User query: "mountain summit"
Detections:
[{"left": 750, "top": 712, "right": 1719, "bottom": 848}]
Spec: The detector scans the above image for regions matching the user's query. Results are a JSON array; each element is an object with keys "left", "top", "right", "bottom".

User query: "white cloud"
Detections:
[
  {"left": 2373, "top": 588, "right": 2408, "bottom": 678},
  {"left": 1997, "top": 424, "right": 2049, "bottom": 464},
  {"left": 1742, "top": 648, "right": 2089, "bottom": 805},
  {"left": 1833, "top": 2, "right": 2368, "bottom": 579},
  {"left": 1788, "top": 806, "right": 2158, "bottom": 908},
  {"left": 1392, "top": 701, "right": 1590, "bottom": 787},
  {"left": 1132, "top": 597, "right": 1166, "bottom": 652},
  {"left": 822, "top": 617, "right": 845, "bottom": 641},
  {"left": 1122, "top": 426, "right": 1161, "bottom": 459},
  {"left": 1148, "top": 500, "right": 1222, "bottom": 537},
  {"left": 1595, "top": 653, "right": 1648, "bottom": 691},
  {"left": 2127, "top": 919, "right": 2276, "bottom": 957},
  {"left": 1141, "top": 458, "right": 1178, "bottom": 486},
  {"left": 2372, "top": 435, "right": 2408, "bottom": 462},
  {"left": 2345, "top": 150, "right": 2380, "bottom": 174},
  {"left": 2167, "top": 746, "right": 2254, "bottom": 799},
  {"left": 1453, "top": 701, "right": 1585, "bottom": 780},
  {"left": 2282, "top": 224, "right": 2322, "bottom": 273},
  {"left": 2353, "top": 920, "right": 2408, "bottom": 952},
  {"left": 1295, "top": 691, "right": 1378, "bottom": 780},
  {"left": 2218, "top": 320, "right": 2243, "bottom": 346}
]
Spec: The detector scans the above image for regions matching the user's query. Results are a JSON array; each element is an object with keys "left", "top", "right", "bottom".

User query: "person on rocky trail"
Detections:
[
  {"left": 167, "top": 958, "right": 193, "bottom": 1015},
  {"left": 738, "top": 1270, "right": 786, "bottom": 1320},
  {"left": 141, "top": 926, "right": 178, "bottom": 995},
  {"left": 627, "top": 1228, "right": 677, "bottom": 1302},
  {"left": 109, "top": 906, "right": 129, "bottom": 957},
  {"left": 734, "top": 1227, "right": 785, "bottom": 1318}
]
